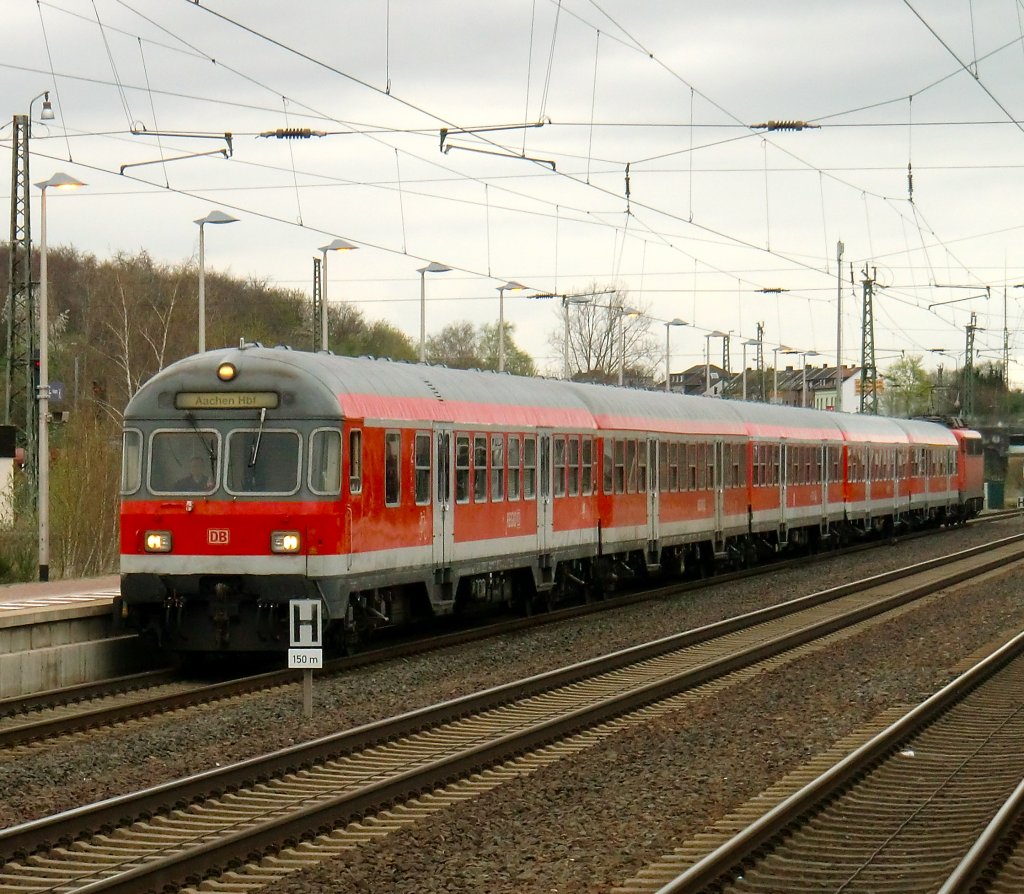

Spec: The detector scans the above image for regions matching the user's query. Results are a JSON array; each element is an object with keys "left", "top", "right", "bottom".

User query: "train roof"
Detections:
[
  {"left": 125, "top": 346, "right": 597, "bottom": 429},
  {"left": 124, "top": 347, "right": 960, "bottom": 448}
]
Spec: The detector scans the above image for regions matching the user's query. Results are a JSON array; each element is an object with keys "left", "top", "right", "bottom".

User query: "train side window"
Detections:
[
  {"left": 121, "top": 429, "right": 143, "bottom": 494},
  {"left": 604, "top": 438, "right": 614, "bottom": 494},
  {"left": 614, "top": 439, "right": 626, "bottom": 493},
  {"left": 349, "top": 430, "right": 363, "bottom": 494},
  {"left": 705, "top": 443, "right": 715, "bottom": 489},
  {"left": 508, "top": 435, "right": 521, "bottom": 500},
  {"left": 473, "top": 435, "right": 488, "bottom": 502},
  {"left": 414, "top": 432, "right": 431, "bottom": 505},
  {"left": 568, "top": 436, "right": 580, "bottom": 496},
  {"left": 687, "top": 443, "right": 696, "bottom": 491},
  {"left": 582, "top": 436, "right": 594, "bottom": 495},
  {"left": 384, "top": 431, "right": 401, "bottom": 507},
  {"left": 456, "top": 434, "right": 471, "bottom": 503},
  {"left": 553, "top": 436, "right": 566, "bottom": 497},
  {"left": 491, "top": 434, "right": 505, "bottom": 501},
  {"left": 660, "top": 441, "right": 670, "bottom": 493},
  {"left": 638, "top": 440, "right": 649, "bottom": 492},
  {"left": 524, "top": 436, "right": 537, "bottom": 499},
  {"left": 626, "top": 440, "right": 638, "bottom": 493},
  {"left": 309, "top": 429, "right": 342, "bottom": 495}
]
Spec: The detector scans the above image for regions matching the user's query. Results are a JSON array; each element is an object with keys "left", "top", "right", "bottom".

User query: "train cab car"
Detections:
[{"left": 118, "top": 344, "right": 598, "bottom": 652}]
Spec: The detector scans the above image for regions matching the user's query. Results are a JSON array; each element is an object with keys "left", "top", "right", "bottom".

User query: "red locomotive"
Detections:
[{"left": 117, "top": 344, "right": 984, "bottom": 653}]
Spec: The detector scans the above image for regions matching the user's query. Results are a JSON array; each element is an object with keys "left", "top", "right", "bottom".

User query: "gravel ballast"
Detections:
[{"left": 3, "top": 519, "right": 1024, "bottom": 892}]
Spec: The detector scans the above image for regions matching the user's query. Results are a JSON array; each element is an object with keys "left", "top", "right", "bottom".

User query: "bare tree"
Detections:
[{"left": 548, "top": 286, "right": 658, "bottom": 383}]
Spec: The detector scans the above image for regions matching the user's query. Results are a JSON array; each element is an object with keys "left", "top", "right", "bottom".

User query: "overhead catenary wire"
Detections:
[{"left": 20, "top": 1, "right": 1021, "bottom": 371}]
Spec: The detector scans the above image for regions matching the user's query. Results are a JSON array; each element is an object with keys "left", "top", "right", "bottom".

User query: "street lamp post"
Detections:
[
  {"left": 496, "top": 281, "right": 525, "bottom": 372},
  {"left": 772, "top": 344, "right": 795, "bottom": 404},
  {"left": 618, "top": 307, "right": 640, "bottom": 386},
  {"left": 417, "top": 261, "right": 451, "bottom": 362},
  {"left": 317, "top": 238, "right": 358, "bottom": 351},
  {"left": 741, "top": 338, "right": 760, "bottom": 400},
  {"left": 562, "top": 295, "right": 592, "bottom": 380},
  {"left": 800, "top": 350, "right": 820, "bottom": 408},
  {"left": 704, "top": 330, "right": 727, "bottom": 395},
  {"left": 36, "top": 171, "right": 85, "bottom": 582},
  {"left": 194, "top": 210, "right": 238, "bottom": 353},
  {"left": 664, "top": 318, "right": 687, "bottom": 392}
]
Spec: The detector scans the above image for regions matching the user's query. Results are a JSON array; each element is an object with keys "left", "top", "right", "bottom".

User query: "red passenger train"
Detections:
[{"left": 117, "top": 344, "right": 984, "bottom": 653}]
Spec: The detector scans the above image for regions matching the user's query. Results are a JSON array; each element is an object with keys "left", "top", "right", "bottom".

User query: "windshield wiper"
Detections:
[
  {"left": 185, "top": 411, "right": 216, "bottom": 469},
  {"left": 248, "top": 407, "right": 267, "bottom": 467}
]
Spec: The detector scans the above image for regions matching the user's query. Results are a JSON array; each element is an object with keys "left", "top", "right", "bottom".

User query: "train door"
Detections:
[
  {"left": 537, "top": 430, "right": 553, "bottom": 553},
  {"left": 433, "top": 425, "right": 454, "bottom": 567},
  {"left": 819, "top": 444, "right": 828, "bottom": 521},
  {"left": 713, "top": 440, "right": 725, "bottom": 540},
  {"left": 648, "top": 438, "right": 660, "bottom": 545},
  {"left": 780, "top": 440, "right": 789, "bottom": 530}
]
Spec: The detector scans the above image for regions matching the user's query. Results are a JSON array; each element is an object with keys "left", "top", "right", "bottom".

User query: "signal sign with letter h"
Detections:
[{"left": 289, "top": 599, "right": 323, "bottom": 647}]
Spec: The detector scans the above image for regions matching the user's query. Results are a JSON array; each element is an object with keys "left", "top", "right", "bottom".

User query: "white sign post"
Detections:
[{"left": 288, "top": 599, "right": 323, "bottom": 718}]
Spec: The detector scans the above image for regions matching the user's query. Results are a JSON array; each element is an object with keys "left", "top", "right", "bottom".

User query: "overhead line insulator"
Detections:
[
  {"left": 258, "top": 128, "right": 325, "bottom": 139},
  {"left": 750, "top": 120, "right": 820, "bottom": 131}
]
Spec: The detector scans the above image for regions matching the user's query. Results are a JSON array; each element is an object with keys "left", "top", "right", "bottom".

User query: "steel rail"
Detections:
[
  {"left": 3, "top": 512, "right": 1012, "bottom": 747},
  {"left": 936, "top": 775, "right": 1024, "bottom": 894},
  {"left": 2, "top": 537, "right": 1022, "bottom": 892},
  {"left": 651, "top": 628, "right": 1024, "bottom": 894}
]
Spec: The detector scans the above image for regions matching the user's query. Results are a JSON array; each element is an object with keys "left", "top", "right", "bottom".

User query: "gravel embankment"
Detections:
[{"left": 4, "top": 518, "right": 1024, "bottom": 893}]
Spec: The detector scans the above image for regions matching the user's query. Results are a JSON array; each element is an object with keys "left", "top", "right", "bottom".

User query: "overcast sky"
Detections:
[{"left": 5, "top": 1, "right": 1024, "bottom": 382}]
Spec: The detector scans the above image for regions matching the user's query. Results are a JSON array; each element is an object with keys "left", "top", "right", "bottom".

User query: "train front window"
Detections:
[
  {"left": 121, "top": 430, "right": 142, "bottom": 494},
  {"left": 226, "top": 429, "right": 301, "bottom": 495},
  {"left": 150, "top": 430, "right": 219, "bottom": 494}
]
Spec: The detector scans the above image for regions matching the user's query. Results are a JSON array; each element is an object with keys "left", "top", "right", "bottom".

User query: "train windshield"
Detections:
[
  {"left": 225, "top": 429, "right": 301, "bottom": 495},
  {"left": 150, "top": 430, "right": 219, "bottom": 495}
]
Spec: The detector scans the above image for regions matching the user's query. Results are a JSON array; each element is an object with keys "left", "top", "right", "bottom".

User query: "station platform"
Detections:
[{"left": 0, "top": 575, "right": 161, "bottom": 699}]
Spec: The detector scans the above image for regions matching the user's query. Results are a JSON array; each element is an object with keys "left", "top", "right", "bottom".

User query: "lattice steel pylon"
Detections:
[
  {"left": 311, "top": 256, "right": 322, "bottom": 351},
  {"left": 4, "top": 113, "right": 36, "bottom": 479},
  {"left": 963, "top": 312, "right": 978, "bottom": 418},
  {"left": 755, "top": 321, "right": 765, "bottom": 402},
  {"left": 859, "top": 267, "right": 878, "bottom": 414}
]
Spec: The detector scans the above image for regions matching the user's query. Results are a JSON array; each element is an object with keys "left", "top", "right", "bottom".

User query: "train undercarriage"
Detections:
[{"left": 117, "top": 500, "right": 975, "bottom": 659}]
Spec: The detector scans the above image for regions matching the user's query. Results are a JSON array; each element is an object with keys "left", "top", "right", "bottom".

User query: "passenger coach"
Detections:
[{"left": 117, "top": 344, "right": 982, "bottom": 653}]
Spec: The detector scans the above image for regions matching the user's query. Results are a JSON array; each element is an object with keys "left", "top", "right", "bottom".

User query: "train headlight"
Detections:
[
  {"left": 271, "top": 531, "right": 301, "bottom": 553},
  {"left": 144, "top": 531, "right": 172, "bottom": 553},
  {"left": 217, "top": 362, "right": 237, "bottom": 382}
]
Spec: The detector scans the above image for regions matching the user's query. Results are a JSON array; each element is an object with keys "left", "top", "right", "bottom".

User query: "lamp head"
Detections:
[
  {"left": 498, "top": 280, "right": 526, "bottom": 292},
  {"left": 417, "top": 261, "right": 451, "bottom": 275},
  {"left": 40, "top": 93, "right": 55, "bottom": 122},
  {"left": 319, "top": 237, "right": 358, "bottom": 253},
  {"left": 35, "top": 172, "right": 85, "bottom": 191},
  {"left": 667, "top": 318, "right": 687, "bottom": 327},
  {"left": 194, "top": 210, "right": 239, "bottom": 226}
]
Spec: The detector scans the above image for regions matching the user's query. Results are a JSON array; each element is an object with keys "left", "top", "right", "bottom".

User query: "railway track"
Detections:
[
  {"left": 2, "top": 533, "right": 1022, "bottom": 893},
  {"left": 616, "top": 625, "right": 1024, "bottom": 894},
  {"left": 2, "top": 514, "right": 1015, "bottom": 750}
]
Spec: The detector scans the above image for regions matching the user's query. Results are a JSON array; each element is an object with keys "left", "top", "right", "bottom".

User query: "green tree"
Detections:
[
  {"left": 882, "top": 355, "right": 931, "bottom": 417},
  {"left": 426, "top": 322, "right": 483, "bottom": 369},
  {"left": 424, "top": 321, "right": 535, "bottom": 374}
]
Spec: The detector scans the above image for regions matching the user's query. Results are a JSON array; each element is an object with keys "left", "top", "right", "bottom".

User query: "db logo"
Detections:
[{"left": 208, "top": 528, "right": 230, "bottom": 545}]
